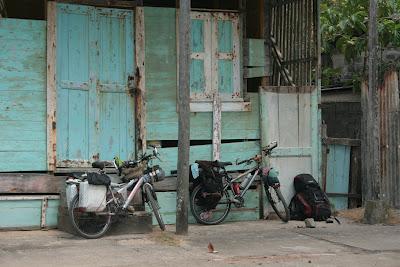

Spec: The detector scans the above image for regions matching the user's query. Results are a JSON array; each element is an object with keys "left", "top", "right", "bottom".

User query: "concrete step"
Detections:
[{"left": 58, "top": 206, "right": 153, "bottom": 237}]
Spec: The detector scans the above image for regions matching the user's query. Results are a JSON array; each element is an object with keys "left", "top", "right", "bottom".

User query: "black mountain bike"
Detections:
[{"left": 190, "top": 141, "right": 290, "bottom": 225}]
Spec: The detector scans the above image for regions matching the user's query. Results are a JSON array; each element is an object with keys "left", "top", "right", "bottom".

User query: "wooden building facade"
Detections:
[{"left": 0, "top": 0, "right": 320, "bottom": 228}]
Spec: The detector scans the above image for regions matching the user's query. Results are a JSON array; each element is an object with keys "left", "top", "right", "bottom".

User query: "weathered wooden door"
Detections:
[
  {"left": 56, "top": 4, "right": 135, "bottom": 167},
  {"left": 260, "top": 86, "right": 319, "bottom": 200},
  {"left": 261, "top": 0, "right": 320, "bottom": 201}
]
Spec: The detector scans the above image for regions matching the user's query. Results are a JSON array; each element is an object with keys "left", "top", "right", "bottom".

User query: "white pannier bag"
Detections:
[
  {"left": 79, "top": 181, "right": 107, "bottom": 212},
  {"left": 66, "top": 184, "right": 78, "bottom": 210}
]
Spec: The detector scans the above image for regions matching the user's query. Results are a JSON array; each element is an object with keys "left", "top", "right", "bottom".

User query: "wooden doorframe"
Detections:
[{"left": 46, "top": 1, "right": 57, "bottom": 172}]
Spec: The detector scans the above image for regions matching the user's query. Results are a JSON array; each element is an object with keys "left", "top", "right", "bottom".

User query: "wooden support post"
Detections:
[
  {"left": 47, "top": 1, "right": 57, "bottom": 172},
  {"left": 176, "top": 0, "right": 190, "bottom": 235},
  {"left": 212, "top": 93, "right": 222, "bottom": 161},
  {"left": 362, "top": 0, "right": 381, "bottom": 204}
]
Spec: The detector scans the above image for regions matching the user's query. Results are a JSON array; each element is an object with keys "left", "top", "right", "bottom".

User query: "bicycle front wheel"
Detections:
[
  {"left": 145, "top": 186, "right": 166, "bottom": 231},
  {"left": 265, "top": 186, "right": 290, "bottom": 222},
  {"left": 190, "top": 184, "right": 231, "bottom": 225},
  {"left": 69, "top": 194, "right": 112, "bottom": 239}
]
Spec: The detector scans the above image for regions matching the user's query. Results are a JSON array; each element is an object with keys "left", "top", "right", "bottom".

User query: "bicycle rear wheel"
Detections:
[
  {"left": 69, "top": 195, "right": 112, "bottom": 239},
  {"left": 190, "top": 184, "right": 231, "bottom": 225},
  {"left": 145, "top": 186, "right": 166, "bottom": 231},
  {"left": 265, "top": 186, "right": 290, "bottom": 222}
]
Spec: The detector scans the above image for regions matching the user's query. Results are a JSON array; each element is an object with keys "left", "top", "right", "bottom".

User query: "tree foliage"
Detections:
[
  {"left": 321, "top": 0, "right": 400, "bottom": 86},
  {"left": 321, "top": 0, "right": 400, "bottom": 61}
]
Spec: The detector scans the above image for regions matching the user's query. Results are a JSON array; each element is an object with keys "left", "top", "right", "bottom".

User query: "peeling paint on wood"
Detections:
[
  {"left": 212, "top": 93, "right": 222, "bottom": 160},
  {"left": 135, "top": 7, "right": 146, "bottom": 155},
  {"left": 56, "top": 3, "right": 135, "bottom": 167},
  {"left": 47, "top": 1, "right": 57, "bottom": 171},
  {"left": 260, "top": 85, "right": 319, "bottom": 201},
  {"left": 0, "top": 196, "right": 59, "bottom": 229},
  {"left": 0, "top": 18, "right": 47, "bottom": 172}
]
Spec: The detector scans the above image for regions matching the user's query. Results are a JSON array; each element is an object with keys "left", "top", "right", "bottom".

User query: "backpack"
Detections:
[{"left": 289, "top": 174, "right": 331, "bottom": 221}]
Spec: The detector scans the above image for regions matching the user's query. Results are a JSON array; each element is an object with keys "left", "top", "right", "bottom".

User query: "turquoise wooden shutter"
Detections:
[
  {"left": 56, "top": 4, "right": 93, "bottom": 165},
  {"left": 96, "top": 8, "right": 135, "bottom": 161},
  {"left": 56, "top": 3, "right": 135, "bottom": 167},
  {"left": 190, "top": 12, "right": 211, "bottom": 100},
  {"left": 214, "top": 13, "right": 240, "bottom": 100}
]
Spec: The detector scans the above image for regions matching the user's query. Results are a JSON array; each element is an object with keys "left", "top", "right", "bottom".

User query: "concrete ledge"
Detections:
[{"left": 58, "top": 206, "right": 153, "bottom": 236}]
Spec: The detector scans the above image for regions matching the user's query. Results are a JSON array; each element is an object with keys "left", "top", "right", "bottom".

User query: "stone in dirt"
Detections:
[{"left": 305, "top": 218, "right": 316, "bottom": 228}]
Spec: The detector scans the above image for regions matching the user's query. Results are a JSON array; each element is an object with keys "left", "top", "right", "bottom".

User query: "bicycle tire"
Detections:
[
  {"left": 190, "top": 184, "right": 231, "bottom": 225},
  {"left": 69, "top": 194, "right": 112, "bottom": 239},
  {"left": 265, "top": 186, "right": 290, "bottom": 222},
  {"left": 145, "top": 186, "right": 166, "bottom": 231}
]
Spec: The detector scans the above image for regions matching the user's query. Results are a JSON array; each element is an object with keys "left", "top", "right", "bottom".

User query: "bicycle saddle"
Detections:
[
  {"left": 92, "top": 161, "right": 108, "bottom": 170},
  {"left": 215, "top": 161, "right": 233, "bottom": 167}
]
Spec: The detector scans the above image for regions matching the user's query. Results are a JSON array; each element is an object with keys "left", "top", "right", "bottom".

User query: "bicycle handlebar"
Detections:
[{"left": 236, "top": 141, "right": 278, "bottom": 165}]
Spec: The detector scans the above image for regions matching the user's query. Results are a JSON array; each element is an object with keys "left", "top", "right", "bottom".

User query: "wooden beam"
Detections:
[
  {"left": 260, "top": 86, "right": 315, "bottom": 94},
  {"left": 324, "top": 138, "right": 361, "bottom": 147},
  {"left": 0, "top": 173, "right": 64, "bottom": 194},
  {"left": 190, "top": 101, "right": 251, "bottom": 112},
  {"left": 326, "top": 193, "right": 361, "bottom": 199},
  {"left": 47, "top": 1, "right": 57, "bottom": 172},
  {"left": 54, "top": 0, "right": 141, "bottom": 8},
  {"left": 261, "top": 0, "right": 271, "bottom": 86},
  {"left": 176, "top": 0, "right": 191, "bottom": 235},
  {"left": 212, "top": 93, "right": 222, "bottom": 160},
  {"left": 135, "top": 7, "right": 146, "bottom": 155}
]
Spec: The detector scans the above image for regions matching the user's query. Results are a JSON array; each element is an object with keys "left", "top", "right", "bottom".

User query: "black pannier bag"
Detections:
[
  {"left": 195, "top": 160, "right": 224, "bottom": 210},
  {"left": 87, "top": 172, "right": 111, "bottom": 186},
  {"left": 289, "top": 174, "right": 331, "bottom": 221},
  {"left": 196, "top": 161, "right": 224, "bottom": 193}
]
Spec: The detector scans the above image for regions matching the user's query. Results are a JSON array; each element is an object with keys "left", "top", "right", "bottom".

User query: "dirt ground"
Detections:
[{"left": 0, "top": 217, "right": 399, "bottom": 267}]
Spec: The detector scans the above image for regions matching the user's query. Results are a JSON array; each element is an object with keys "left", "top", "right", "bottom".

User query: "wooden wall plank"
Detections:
[
  {"left": 0, "top": 198, "right": 59, "bottom": 229},
  {"left": 0, "top": 18, "right": 47, "bottom": 172},
  {"left": 244, "top": 67, "right": 267, "bottom": 78},
  {"left": 246, "top": 38, "right": 265, "bottom": 67},
  {"left": 0, "top": 173, "right": 64, "bottom": 194}
]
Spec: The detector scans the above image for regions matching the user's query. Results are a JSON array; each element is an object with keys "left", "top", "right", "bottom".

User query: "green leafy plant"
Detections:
[{"left": 321, "top": 0, "right": 400, "bottom": 87}]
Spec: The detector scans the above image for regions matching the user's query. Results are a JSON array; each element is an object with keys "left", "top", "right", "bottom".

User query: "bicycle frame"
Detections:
[
  {"left": 107, "top": 176, "right": 147, "bottom": 210},
  {"left": 226, "top": 166, "right": 260, "bottom": 199}
]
